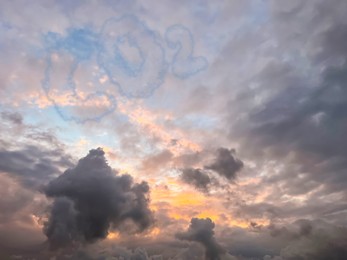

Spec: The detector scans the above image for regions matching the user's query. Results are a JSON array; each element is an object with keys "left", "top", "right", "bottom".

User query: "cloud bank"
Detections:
[{"left": 44, "top": 148, "right": 154, "bottom": 249}]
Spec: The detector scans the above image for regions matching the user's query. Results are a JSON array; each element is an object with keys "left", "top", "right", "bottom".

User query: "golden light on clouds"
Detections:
[
  {"left": 107, "top": 231, "right": 119, "bottom": 240},
  {"left": 118, "top": 101, "right": 201, "bottom": 155}
]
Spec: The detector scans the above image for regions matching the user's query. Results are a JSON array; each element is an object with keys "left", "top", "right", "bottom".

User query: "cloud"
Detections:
[
  {"left": 172, "top": 243, "right": 205, "bottom": 260},
  {"left": 141, "top": 149, "right": 173, "bottom": 172},
  {"left": 180, "top": 168, "right": 212, "bottom": 193},
  {"left": 275, "top": 219, "right": 347, "bottom": 260},
  {"left": 2, "top": 1, "right": 347, "bottom": 259},
  {"left": 0, "top": 110, "right": 78, "bottom": 249},
  {"left": 0, "top": 174, "right": 47, "bottom": 249},
  {"left": 219, "top": 0, "right": 347, "bottom": 225},
  {"left": 252, "top": 63, "right": 347, "bottom": 196},
  {"left": 176, "top": 218, "right": 224, "bottom": 260},
  {"left": 0, "top": 145, "right": 73, "bottom": 190},
  {"left": 44, "top": 148, "right": 154, "bottom": 249},
  {"left": 179, "top": 147, "right": 243, "bottom": 192},
  {"left": 205, "top": 148, "right": 243, "bottom": 181},
  {"left": 218, "top": 219, "right": 347, "bottom": 259},
  {"left": 0, "top": 111, "right": 74, "bottom": 190},
  {"left": 0, "top": 111, "right": 23, "bottom": 125},
  {"left": 95, "top": 246, "right": 163, "bottom": 260}
]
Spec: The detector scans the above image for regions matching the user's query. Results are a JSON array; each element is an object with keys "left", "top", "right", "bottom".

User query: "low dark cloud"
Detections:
[
  {"left": 0, "top": 146, "right": 73, "bottom": 189},
  {"left": 219, "top": 219, "right": 347, "bottom": 260},
  {"left": 181, "top": 168, "right": 212, "bottom": 193},
  {"left": 205, "top": 148, "right": 243, "bottom": 181},
  {"left": 273, "top": 219, "right": 347, "bottom": 260},
  {"left": 176, "top": 218, "right": 224, "bottom": 260},
  {"left": 180, "top": 147, "right": 243, "bottom": 192},
  {"left": 44, "top": 148, "right": 154, "bottom": 249}
]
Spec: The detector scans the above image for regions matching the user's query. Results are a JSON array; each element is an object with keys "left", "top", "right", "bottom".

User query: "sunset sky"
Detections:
[{"left": 1, "top": 1, "right": 347, "bottom": 259}]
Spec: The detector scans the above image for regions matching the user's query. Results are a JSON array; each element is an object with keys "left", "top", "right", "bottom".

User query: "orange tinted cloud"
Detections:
[
  {"left": 34, "top": 90, "right": 113, "bottom": 109},
  {"left": 118, "top": 101, "right": 201, "bottom": 155}
]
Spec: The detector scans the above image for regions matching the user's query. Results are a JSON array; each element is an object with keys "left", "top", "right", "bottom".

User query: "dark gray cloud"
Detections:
[
  {"left": 181, "top": 168, "right": 212, "bottom": 193},
  {"left": 273, "top": 219, "right": 347, "bottom": 260},
  {"left": 176, "top": 218, "right": 224, "bottom": 260},
  {"left": 44, "top": 148, "right": 154, "bottom": 249},
  {"left": 255, "top": 0, "right": 347, "bottom": 195},
  {"left": 218, "top": 219, "right": 347, "bottom": 260},
  {"left": 0, "top": 145, "right": 73, "bottom": 189},
  {"left": 219, "top": 0, "right": 347, "bottom": 226},
  {"left": 205, "top": 148, "right": 243, "bottom": 181},
  {"left": 179, "top": 148, "right": 243, "bottom": 192},
  {"left": 0, "top": 111, "right": 74, "bottom": 184},
  {"left": 0, "top": 111, "right": 76, "bottom": 249}
]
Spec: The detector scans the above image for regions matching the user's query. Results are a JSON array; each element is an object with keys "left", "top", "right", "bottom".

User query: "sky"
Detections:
[{"left": 1, "top": 0, "right": 347, "bottom": 259}]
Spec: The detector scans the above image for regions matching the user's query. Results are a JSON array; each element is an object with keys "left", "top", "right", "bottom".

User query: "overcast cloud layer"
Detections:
[{"left": 1, "top": 0, "right": 347, "bottom": 259}]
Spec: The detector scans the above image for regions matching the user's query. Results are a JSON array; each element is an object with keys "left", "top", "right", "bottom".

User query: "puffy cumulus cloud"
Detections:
[
  {"left": 205, "top": 148, "right": 243, "bottom": 181},
  {"left": 176, "top": 218, "right": 224, "bottom": 260},
  {"left": 179, "top": 147, "right": 243, "bottom": 192},
  {"left": 44, "top": 148, "right": 154, "bottom": 249},
  {"left": 181, "top": 168, "right": 213, "bottom": 193}
]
